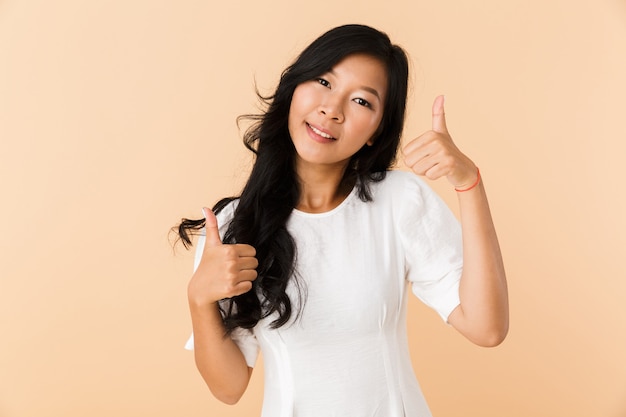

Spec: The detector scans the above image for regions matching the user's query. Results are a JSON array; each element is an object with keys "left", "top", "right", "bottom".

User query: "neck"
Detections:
[{"left": 295, "top": 159, "right": 353, "bottom": 213}]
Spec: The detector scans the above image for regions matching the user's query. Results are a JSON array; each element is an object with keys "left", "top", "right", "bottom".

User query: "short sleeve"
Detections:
[
  {"left": 396, "top": 174, "right": 463, "bottom": 322},
  {"left": 184, "top": 202, "right": 260, "bottom": 368}
]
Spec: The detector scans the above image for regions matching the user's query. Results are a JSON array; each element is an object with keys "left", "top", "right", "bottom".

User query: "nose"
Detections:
[{"left": 318, "top": 96, "right": 344, "bottom": 123}]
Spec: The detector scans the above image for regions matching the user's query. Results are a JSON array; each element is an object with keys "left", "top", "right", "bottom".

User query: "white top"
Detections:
[{"left": 186, "top": 170, "right": 463, "bottom": 417}]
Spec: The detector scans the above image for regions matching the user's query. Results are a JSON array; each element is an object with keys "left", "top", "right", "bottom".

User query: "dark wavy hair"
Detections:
[{"left": 176, "top": 24, "right": 409, "bottom": 333}]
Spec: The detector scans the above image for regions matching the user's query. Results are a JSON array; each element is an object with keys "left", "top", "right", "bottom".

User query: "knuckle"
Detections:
[
  {"left": 224, "top": 257, "right": 237, "bottom": 269},
  {"left": 241, "top": 244, "right": 256, "bottom": 257},
  {"left": 223, "top": 281, "right": 238, "bottom": 296},
  {"left": 222, "top": 245, "right": 237, "bottom": 257}
]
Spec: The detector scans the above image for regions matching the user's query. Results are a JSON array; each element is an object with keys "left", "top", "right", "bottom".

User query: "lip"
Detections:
[{"left": 306, "top": 122, "right": 336, "bottom": 144}]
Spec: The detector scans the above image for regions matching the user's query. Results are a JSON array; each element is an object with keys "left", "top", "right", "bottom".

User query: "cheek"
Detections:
[
  {"left": 291, "top": 85, "right": 311, "bottom": 111},
  {"left": 287, "top": 89, "right": 304, "bottom": 131},
  {"left": 289, "top": 85, "right": 318, "bottom": 132},
  {"left": 353, "top": 112, "right": 384, "bottom": 137}
]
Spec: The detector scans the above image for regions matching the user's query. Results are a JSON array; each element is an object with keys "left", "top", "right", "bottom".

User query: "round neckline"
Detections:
[{"left": 292, "top": 185, "right": 358, "bottom": 218}]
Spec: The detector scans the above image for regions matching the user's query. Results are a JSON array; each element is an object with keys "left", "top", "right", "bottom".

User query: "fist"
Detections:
[
  {"left": 187, "top": 207, "right": 258, "bottom": 307},
  {"left": 403, "top": 95, "right": 477, "bottom": 189}
]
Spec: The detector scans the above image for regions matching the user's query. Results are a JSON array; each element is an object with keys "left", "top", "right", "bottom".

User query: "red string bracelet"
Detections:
[{"left": 454, "top": 167, "right": 481, "bottom": 192}]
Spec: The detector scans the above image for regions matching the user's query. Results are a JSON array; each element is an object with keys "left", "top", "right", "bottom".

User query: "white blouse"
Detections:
[{"left": 186, "top": 170, "right": 463, "bottom": 417}]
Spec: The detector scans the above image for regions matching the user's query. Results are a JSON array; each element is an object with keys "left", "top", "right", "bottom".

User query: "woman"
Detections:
[{"left": 177, "top": 24, "right": 508, "bottom": 416}]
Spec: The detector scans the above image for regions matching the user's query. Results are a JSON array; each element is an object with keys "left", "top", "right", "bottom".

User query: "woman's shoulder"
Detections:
[
  {"left": 373, "top": 169, "right": 429, "bottom": 195},
  {"left": 366, "top": 169, "right": 443, "bottom": 215},
  {"left": 214, "top": 197, "right": 240, "bottom": 226}
]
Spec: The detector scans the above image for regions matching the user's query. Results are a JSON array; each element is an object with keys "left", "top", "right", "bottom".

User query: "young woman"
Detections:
[{"left": 177, "top": 24, "right": 508, "bottom": 416}]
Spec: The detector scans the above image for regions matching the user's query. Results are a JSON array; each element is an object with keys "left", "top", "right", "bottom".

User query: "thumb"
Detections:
[
  {"left": 432, "top": 95, "right": 449, "bottom": 134},
  {"left": 202, "top": 207, "right": 222, "bottom": 247}
]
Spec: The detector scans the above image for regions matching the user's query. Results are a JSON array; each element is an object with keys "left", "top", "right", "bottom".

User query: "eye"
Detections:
[
  {"left": 316, "top": 78, "right": 330, "bottom": 88},
  {"left": 353, "top": 97, "right": 372, "bottom": 108}
]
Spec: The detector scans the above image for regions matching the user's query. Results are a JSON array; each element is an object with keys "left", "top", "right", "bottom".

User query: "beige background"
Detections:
[{"left": 1, "top": 0, "right": 625, "bottom": 416}]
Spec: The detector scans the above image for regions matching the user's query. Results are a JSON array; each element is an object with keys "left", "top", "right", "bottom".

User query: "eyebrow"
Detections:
[
  {"left": 327, "top": 69, "right": 382, "bottom": 101},
  {"left": 361, "top": 86, "right": 381, "bottom": 100}
]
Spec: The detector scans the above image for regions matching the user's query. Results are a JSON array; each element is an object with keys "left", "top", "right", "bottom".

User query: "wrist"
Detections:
[
  {"left": 188, "top": 299, "right": 224, "bottom": 325},
  {"left": 455, "top": 167, "right": 481, "bottom": 192},
  {"left": 188, "top": 292, "right": 221, "bottom": 311}
]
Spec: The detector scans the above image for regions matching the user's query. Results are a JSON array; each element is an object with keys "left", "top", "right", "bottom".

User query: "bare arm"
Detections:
[
  {"left": 187, "top": 207, "right": 258, "bottom": 404},
  {"left": 188, "top": 300, "right": 253, "bottom": 404},
  {"left": 403, "top": 95, "right": 509, "bottom": 347},
  {"left": 447, "top": 180, "right": 508, "bottom": 346}
]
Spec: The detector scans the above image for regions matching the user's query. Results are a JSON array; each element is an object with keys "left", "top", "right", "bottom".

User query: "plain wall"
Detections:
[{"left": 1, "top": 0, "right": 625, "bottom": 416}]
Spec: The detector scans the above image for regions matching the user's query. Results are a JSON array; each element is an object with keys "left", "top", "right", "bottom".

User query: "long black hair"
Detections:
[{"left": 176, "top": 24, "right": 409, "bottom": 333}]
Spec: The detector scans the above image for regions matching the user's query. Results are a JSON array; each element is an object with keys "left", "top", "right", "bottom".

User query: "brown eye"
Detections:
[
  {"left": 316, "top": 78, "right": 330, "bottom": 88},
  {"left": 353, "top": 98, "right": 371, "bottom": 108}
]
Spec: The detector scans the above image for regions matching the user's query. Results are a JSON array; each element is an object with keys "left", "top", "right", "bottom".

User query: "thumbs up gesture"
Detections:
[
  {"left": 403, "top": 95, "right": 478, "bottom": 189},
  {"left": 187, "top": 207, "right": 259, "bottom": 308}
]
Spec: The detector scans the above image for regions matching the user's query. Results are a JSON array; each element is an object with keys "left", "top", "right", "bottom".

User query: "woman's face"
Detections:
[{"left": 288, "top": 54, "right": 388, "bottom": 172}]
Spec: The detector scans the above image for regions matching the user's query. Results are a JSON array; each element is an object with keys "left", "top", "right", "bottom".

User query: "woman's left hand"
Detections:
[{"left": 402, "top": 95, "right": 478, "bottom": 190}]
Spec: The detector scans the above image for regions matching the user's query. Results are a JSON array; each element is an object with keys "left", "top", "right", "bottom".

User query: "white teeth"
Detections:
[{"left": 309, "top": 124, "right": 334, "bottom": 139}]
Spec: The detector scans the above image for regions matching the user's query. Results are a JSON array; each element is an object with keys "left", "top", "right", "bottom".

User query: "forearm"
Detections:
[
  {"left": 189, "top": 300, "right": 252, "bottom": 404},
  {"left": 449, "top": 180, "right": 509, "bottom": 346}
]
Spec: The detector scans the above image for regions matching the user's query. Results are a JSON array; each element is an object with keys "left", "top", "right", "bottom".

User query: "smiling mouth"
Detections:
[{"left": 307, "top": 123, "right": 336, "bottom": 140}]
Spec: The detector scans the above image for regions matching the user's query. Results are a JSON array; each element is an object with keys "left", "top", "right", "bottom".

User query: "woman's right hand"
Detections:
[{"left": 187, "top": 207, "right": 258, "bottom": 308}]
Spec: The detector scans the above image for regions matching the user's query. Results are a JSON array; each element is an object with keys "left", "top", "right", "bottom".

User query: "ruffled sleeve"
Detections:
[
  {"left": 184, "top": 201, "right": 260, "bottom": 368},
  {"left": 395, "top": 173, "right": 463, "bottom": 322}
]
